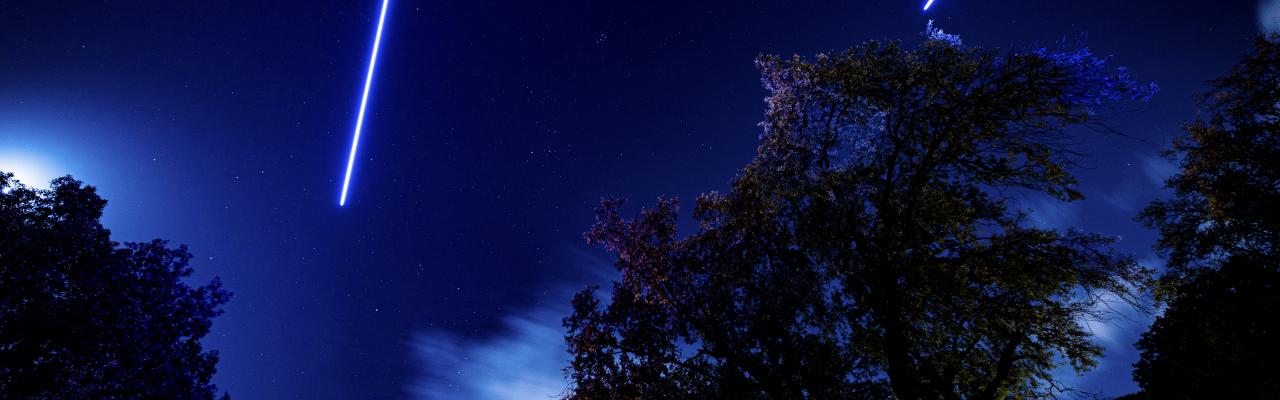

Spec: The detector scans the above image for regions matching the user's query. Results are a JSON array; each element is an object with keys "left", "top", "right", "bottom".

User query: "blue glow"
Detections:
[
  {"left": 339, "top": 0, "right": 390, "bottom": 206},
  {"left": 923, "top": 0, "right": 936, "bottom": 11},
  {"left": 0, "top": 151, "right": 58, "bottom": 187}
]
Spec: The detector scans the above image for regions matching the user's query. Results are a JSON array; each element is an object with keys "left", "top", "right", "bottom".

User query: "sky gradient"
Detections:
[{"left": 0, "top": 1, "right": 1269, "bottom": 398}]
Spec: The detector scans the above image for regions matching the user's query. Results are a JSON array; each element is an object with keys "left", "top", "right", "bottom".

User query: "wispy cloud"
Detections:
[
  {"left": 1055, "top": 256, "right": 1161, "bottom": 397},
  {"left": 407, "top": 250, "right": 615, "bottom": 400},
  {"left": 408, "top": 309, "right": 570, "bottom": 400},
  {"left": 1141, "top": 154, "right": 1177, "bottom": 189},
  {"left": 1022, "top": 194, "right": 1079, "bottom": 229},
  {"left": 1098, "top": 153, "right": 1173, "bottom": 214}
]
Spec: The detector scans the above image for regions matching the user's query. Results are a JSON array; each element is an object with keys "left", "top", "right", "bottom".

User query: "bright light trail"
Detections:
[
  {"left": 923, "top": 0, "right": 936, "bottom": 10},
  {"left": 339, "top": 0, "right": 390, "bottom": 206}
]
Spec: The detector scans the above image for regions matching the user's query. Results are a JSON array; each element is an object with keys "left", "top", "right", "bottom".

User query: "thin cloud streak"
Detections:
[{"left": 407, "top": 250, "right": 615, "bottom": 400}]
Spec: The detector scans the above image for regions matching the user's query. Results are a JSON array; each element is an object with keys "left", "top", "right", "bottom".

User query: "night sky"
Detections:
[{"left": 0, "top": 1, "right": 1271, "bottom": 398}]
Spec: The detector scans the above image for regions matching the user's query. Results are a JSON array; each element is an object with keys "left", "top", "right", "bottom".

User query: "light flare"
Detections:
[
  {"left": 339, "top": 0, "right": 390, "bottom": 206},
  {"left": 923, "top": 0, "right": 936, "bottom": 11}
]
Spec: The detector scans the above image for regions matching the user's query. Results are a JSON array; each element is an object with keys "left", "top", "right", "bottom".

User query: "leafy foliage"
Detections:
[
  {"left": 1139, "top": 36, "right": 1280, "bottom": 282},
  {"left": 0, "top": 173, "right": 231, "bottom": 400},
  {"left": 1131, "top": 256, "right": 1280, "bottom": 398},
  {"left": 1133, "top": 36, "right": 1280, "bottom": 397},
  {"left": 564, "top": 32, "right": 1153, "bottom": 399}
]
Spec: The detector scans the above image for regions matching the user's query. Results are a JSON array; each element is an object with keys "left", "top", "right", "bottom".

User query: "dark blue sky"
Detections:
[{"left": 0, "top": 1, "right": 1268, "bottom": 398}]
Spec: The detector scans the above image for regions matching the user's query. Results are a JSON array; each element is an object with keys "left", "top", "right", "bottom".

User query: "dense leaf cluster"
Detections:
[
  {"left": 0, "top": 174, "right": 230, "bottom": 400},
  {"left": 564, "top": 33, "right": 1152, "bottom": 399},
  {"left": 1133, "top": 37, "right": 1280, "bottom": 398}
]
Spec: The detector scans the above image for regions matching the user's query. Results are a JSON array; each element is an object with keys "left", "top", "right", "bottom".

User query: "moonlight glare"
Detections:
[
  {"left": 1263, "top": 0, "right": 1280, "bottom": 35},
  {"left": 0, "top": 151, "right": 58, "bottom": 187}
]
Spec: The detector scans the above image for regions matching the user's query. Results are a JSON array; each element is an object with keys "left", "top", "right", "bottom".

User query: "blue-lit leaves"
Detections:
[
  {"left": 924, "top": 20, "right": 962, "bottom": 47},
  {"left": 1032, "top": 44, "right": 1160, "bottom": 115}
]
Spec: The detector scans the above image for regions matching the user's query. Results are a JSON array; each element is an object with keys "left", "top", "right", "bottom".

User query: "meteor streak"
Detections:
[
  {"left": 339, "top": 0, "right": 390, "bottom": 206},
  {"left": 923, "top": 0, "right": 936, "bottom": 11}
]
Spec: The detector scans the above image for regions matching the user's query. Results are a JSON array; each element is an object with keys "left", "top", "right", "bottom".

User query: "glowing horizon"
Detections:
[{"left": 339, "top": 0, "right": 390, "bottom": 206}]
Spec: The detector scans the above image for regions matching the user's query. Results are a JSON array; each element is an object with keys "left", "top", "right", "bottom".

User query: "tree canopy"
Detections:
[
  {"left": 1132, "top": 36, "right": 1280, "bottom": 398},
  {"left": 564, "top": 27, "right": 1155, "bottom": 400},
  {"left": 0, "top": 173, "right": 231, "bottom": 399}
]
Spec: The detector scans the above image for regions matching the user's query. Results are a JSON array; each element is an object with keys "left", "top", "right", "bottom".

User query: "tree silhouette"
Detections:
[
  {"left": 1132, "top": 36, "right": 1280, "bottom": 398},
  {"left": 0, "top": 173, "right": 231, "bottom": 399},
  {"left": 564, "top": 27, "right": 1155, "bottom": 400}
]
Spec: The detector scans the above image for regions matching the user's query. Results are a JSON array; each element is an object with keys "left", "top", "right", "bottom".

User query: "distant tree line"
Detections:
[{"left": 563, "top": 28, "right": 1280, "bottom": 399}]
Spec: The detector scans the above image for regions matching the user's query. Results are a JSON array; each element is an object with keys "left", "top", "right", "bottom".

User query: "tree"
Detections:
[
  {"left": 564, "top": 26, "right": 1155, "bottom": 400},
  {"left": 1133, "top": 36, "right": 1280, "bottom": 398},
  {"left": 0, "top": 173, "right": 231, "bottom": 399}
]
